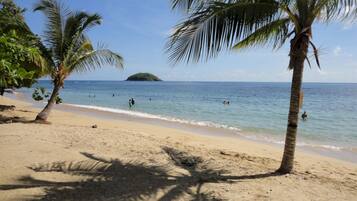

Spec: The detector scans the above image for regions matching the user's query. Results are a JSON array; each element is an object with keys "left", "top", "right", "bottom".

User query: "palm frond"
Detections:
[
  {"left": 67, "top": 48, "right": 123, "bottom": 74},
  {"left": 81, "top": 13, "right": 102, "bottom": 32},
  {"left": 63, "top": 39, "right": 93, "bottom": 67},
  {"left": 305, "top": 55, "right": 312, "bottom": 68},
  {"left": 171, "top": 0, "right": 212, "bottom": 11},
  {"left": 309, "top": 40, "right": 320, "bottom": 69},
  {"left": 166, "top": 0, "right": 281, "bottom": 63},
  {"left": 62, "top": 12, "right": 101, "bottom": 58},
  {"left": 314, "top": 0, "right": 357, "bottom": 22},
  {"left": 295, "top": 0, "right": 310, "bottom": 22},
  {"left": 34, "top": 0, "right": 69, "bottom": 64},
  {"left": 63, "top": 12, "right": 101, "bottom": 43},
  {"left": 233, "top": 17, "right": 291, "bottom": 50}
]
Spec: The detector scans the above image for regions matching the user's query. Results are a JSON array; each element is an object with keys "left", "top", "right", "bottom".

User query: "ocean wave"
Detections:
[
  {"left": 237, "top": 133, "right": 347, "bottom": 151},
  {"left": 298, "top": 143, "right": 344, "bottom": 151},
  {"left": 64, "top": 103, "right": 241, "bottom": 132},
  {"left": 64, "top": 103, "right": 354, "bottom": 153}
]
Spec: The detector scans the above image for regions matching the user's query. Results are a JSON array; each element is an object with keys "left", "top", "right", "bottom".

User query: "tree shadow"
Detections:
[
  {"left": 0, "top": 104, "right": 47, "bottom": 124},
  {"left": 0, "top": 147, "right": 282, "bottom": 201},
  {"left": 0, "top": 114, "right": 35, "bottom": 124},
  {"left": 0, "top": 104, "right": 16, "bottom": 111}
]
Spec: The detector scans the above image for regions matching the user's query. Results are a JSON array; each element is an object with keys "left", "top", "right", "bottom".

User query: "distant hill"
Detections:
[{"left": 126, "top": 73, "right": 162, "bottom": 81}]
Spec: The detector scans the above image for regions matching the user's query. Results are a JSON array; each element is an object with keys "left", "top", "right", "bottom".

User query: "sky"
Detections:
[{"left": 14, "top": 0, "right": 357, "bottom": 82}]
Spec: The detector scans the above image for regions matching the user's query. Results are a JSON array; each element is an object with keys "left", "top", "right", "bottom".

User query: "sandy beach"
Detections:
[{"left": 0, "top": 95, "right": 357, "bottom": 201}]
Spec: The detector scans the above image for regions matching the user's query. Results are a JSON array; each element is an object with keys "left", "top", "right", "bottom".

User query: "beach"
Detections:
[
  {"left": 17, "top": 81, "right": 357, "bottom": 162},
  {"left": 1, "top": 95, "right": 357, "bottom": 200}
]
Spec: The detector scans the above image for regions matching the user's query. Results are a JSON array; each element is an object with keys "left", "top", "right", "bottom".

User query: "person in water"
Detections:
[
  {"left": 129, "top": 98, "right": 135, "bottom": 108},
  {"left": 129, "top": 98, "right": 133, "bottom": 108},
  {"left": 302, "top": 111, "right": 308, "bottom": 120},
  {"left": 223, "top": 100, "right": 230, "bottom": 105}
]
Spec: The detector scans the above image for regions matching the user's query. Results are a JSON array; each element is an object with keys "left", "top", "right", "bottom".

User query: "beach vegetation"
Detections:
[
  {"left": 33, "top": 0, "right": 124, "bottom": 121},
  {"left": 0, "top": 0, "right": 48, "bottom": 95},
  {"left": 32, "top": 87, "right": 49, "bottom": 101},
  {"left": 167, "top": 0, "right": 356, "bottom": 173}
]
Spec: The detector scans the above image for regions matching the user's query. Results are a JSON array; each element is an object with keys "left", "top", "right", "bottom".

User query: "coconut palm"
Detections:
[
  {"left": 33, "top": 0, "right": 123, "bottom": 121},
  {"left": 167, "top": 0, "right": 356, "bottom": 173}
]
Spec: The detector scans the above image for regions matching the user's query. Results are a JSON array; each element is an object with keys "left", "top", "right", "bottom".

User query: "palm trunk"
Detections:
[
  {"left": 35, "top": 83, "right": 60, "bottom": 121},
  {"left": 278, "top": 35, "right": 309, "bottom": 174}
]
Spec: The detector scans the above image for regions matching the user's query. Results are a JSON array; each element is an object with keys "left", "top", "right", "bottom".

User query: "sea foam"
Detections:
[
  {"left": 65, "top": 103, "right": 241, "bottom": 132},
  {"left": 64, "top": 103, "right": 353, "bottom": 153}
]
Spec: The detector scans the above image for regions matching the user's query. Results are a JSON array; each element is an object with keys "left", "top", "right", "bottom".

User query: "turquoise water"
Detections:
[{"left": 19, "top": 81, "right": 357, "bottom": 152}]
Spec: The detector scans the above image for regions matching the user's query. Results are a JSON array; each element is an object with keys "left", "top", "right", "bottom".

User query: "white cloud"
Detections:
[{"left": 333, "top": 46, "right": 342, "bottom": 56}]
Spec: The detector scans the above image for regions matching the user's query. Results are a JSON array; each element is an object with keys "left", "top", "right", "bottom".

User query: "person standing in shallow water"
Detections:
[
  {"left": 302, "top": 111, "right": 308, "bottom": 121},
  {"left": 129, "top": 98, "right": 132, "bottom": 108},
  {"left": 129, "top": 98, "right": 135, "bottom": 108}
]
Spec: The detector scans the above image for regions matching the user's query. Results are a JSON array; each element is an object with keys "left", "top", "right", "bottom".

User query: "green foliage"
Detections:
[
  {"left": 32, "top": 86, "right": 62, "bottom": 104},
  {"left": 0, "top": 0, "right": 28, "bottom": 33},
  {"left": 55, "top": 96, "right": 62, "bottom": 104},
  {"left": 0, "top": 0, "right": 48, "bottom": 92},
  {"left": 32, "top": 87, "right": 49, "bottom": 101},
  {"left": 0, "top": 32, "right": 39, "bottom": 89}
]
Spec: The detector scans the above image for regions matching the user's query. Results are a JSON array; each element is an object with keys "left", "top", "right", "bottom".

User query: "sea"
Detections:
[{"left": 16, "top": 80, "right": 357, "bottom": 162}]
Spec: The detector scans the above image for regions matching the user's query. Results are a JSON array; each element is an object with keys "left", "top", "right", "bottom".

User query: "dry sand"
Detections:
[{"left": 0, "top": 96, "right": 356, "bottom": 201}]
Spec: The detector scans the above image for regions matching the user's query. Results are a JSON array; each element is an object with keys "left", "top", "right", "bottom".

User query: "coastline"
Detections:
[
  {"left": 1, "top": 95, "right": 357, "bottom": 200},
  {"left": 10, "top": 91, "right": 357, "bottom": 164}
]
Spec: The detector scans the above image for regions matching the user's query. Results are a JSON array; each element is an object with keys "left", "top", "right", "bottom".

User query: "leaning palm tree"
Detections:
[
  {"left": 167, "top": 0, "right": 356, "bottom": 173},
  {"left": 33, "top": 0, "right": 123, "bottom": 122}
]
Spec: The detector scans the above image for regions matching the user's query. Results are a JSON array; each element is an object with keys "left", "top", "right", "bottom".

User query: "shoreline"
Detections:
[
  {"left": 1, "top": 95, "right": 357, "bottom": 200},
  {"left": 9, "top": 91, "right": 357, "bottom": 164}
]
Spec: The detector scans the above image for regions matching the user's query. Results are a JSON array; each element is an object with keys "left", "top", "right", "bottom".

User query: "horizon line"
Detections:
[{"left": 38, "top": 79, "right": 357, "bottom": 84}]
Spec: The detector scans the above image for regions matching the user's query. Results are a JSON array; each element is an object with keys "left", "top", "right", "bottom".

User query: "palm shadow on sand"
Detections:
[
  {"left": 0, "top": 104, "right": 48, "bottom": 124},
  {"left": 0, "top": 147, "right": 281, "bottom": 201}
]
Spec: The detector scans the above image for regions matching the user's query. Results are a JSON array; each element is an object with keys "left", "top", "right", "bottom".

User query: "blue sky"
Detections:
[{"left": 15, "top": 0, "right": 357, "bottom": 82}]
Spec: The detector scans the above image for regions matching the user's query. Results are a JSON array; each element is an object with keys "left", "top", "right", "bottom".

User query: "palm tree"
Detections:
[
  {"left": 33, "top": 0, "right": 123, "bottom": 122},
  {"left": 167, "top": 0, "right": 356, "bottom": 173}
]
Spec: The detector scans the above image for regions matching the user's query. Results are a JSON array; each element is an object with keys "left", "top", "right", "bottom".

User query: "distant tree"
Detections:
[
  {"left": 33, "top": 0, "right": 124, "bottom": 121},
  {"left": 167, "top": 0, "right": 356, "bottom": 173},
  {"left": 0, "top": 0, "right": 47, "bottom": 95}
]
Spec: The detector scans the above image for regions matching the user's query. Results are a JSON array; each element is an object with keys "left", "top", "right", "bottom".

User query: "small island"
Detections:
[{"left": 126, "top": 73, "right": 162, "bottom": 81}]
